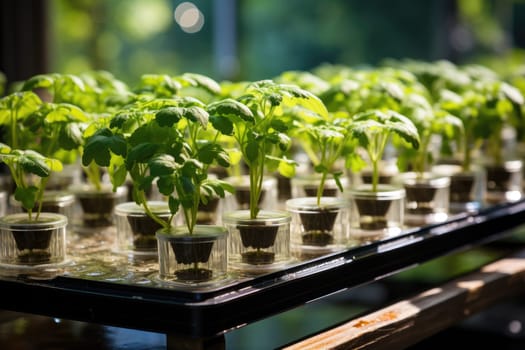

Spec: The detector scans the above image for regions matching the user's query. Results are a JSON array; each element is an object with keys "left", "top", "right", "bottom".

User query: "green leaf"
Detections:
[
  {"left": 181, "top": 159, "right": 203, "bottom": 177},
  {"left": 268, "top": 93, "right": 283, "bottom": 106},
  {"left": 382, "top": 81, "right": 404, "bottom": 101},
  {"left": 183, "top": 106, "right": 209, "bottom": 127},
  {"left": 127, "top": 143, "right": 159, "bottom": 166},
  {"left": 22, "top": 75, "right": 55, "bottom": 91},
  {"left": 386, "top": 111, "right": 420, "bottom": 149},
  {"left": 314, "top": 164, "right": 328, "bottom": 173},
  {"left": 155, "top": 107, "right": 183, "bottom": 127},
  {"left": 82, "top": 128, "right": 126, "bottom": 167},
  {"left": 175, "top": 96, "right": 207, "bottom": 108},
  {"left": 0, "top": 143, "right": 11, "bottom": 153},
  {"left": 180, "top": 73, "right": 221, "bottom": 95},
  {"left": 0, "top": 91, "right": 43, "bottom": 125},
  {"left": 197, "top": 142, "right": 217, "bottom": 164},
  {"left": 501, "top": 82, "right": 524, "bottom": 108},
  {"left": 245, "top": 139, "right": 259, "bottom": 163},
  {"left": 157, "top": 176, "right": 175, "bottom": 196},
  {"left": 180, "top": 175, "right": 195, "bottom": 196},
  {"left": 209, "top": 115, "right": 234, "bottom": 135},
  {"left": 20, "top": 150, "right": 53, "bottom": 177},
  {"left": 168, "top": 195, "right": 180, "bottom": 215},
  {"left": 110, "top": 160, "right": 127, "bottom": 190},
  {"left": 58, "top": 123, "right": 84, "bottom": 150},
  {"left": 278, "top": 133, "right": 292, "bottom": 151},
  {"left": 270, "top": 118, "right": 288, "bottom": 132},
  {"left": 14, "top": 186, "right": 38, "bottom": 211},
  {"left": 333, "top": 172, "right": 344, "bottom": 192},
  {"left": 207, "top": 98, "right": 255, "bottom": 123},
  {"left": 138, "top": 175, "right": 155, "bottom": 193},
  {"left": 136, "top": 74, "right": 181, "bottom": 97},
  {"left": 214, "top": 147, "right": 231, "bottom": 168},
  {"left": 45, "top": 157, "right": 63, "bottom": 172},
  {"left": 197, "top": 142, "right": 231, "bottom": 167},
  {"left": 110, "top": 111, "right": 134, "bottom": 129},
  {"left": 277, "top": 157, "right": 296, "bottom": 178},
  {"left": 129, "top": 122, "right": 182, "bottom": 148},
  {"left": 149, "top": 154, "right": 178, "bottom": 177},
  {"left": 351, "top": 109, "right": 420, "bottom": 150},
  {"left": 214, "top": 179, "right": 235, "bottom": 195}
]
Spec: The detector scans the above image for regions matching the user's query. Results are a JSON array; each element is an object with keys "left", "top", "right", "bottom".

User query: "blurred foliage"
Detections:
[
  {"left": 239, "top": 0, "right": 439, "bottom": 79},
  {"left": 50, "top": 0, "right": 215, "bottom": 86},
  {"left": 49, "top": 0, "right": 525, "bottom": 86}
]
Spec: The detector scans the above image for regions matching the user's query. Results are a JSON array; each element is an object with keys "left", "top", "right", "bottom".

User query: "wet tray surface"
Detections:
[{"left": 0, "top": 199, "right": 525, "bottom": 337}]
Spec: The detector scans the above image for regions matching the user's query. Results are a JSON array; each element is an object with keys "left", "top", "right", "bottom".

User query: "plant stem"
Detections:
[
  {"left": 138, "top": 190, "right": 169, "bottom": 230},
  {"left": 416, "top": 133, "right": 431, "bottom": 178},
  {"left": 34, "top": 176, "right": 49, "bottom": 221},
  {"left": 83, "top": 162, "right": 102, "bottom": 191},
  {"left": 317, "top": 171, "right": 327, "bottom": 206},
  {"left": 11, "top": 103, "right": 18, "bottom": 149}
]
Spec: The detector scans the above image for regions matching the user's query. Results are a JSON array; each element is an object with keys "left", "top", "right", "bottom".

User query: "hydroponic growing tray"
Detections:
[{"left": 0, "top": 199, "right": 524, "bottom": 338}]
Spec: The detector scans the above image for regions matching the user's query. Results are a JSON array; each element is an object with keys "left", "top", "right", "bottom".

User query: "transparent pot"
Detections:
[
  {"left": 433, "top": 164, "right": 486, "bottom": 214},
  {"left": 222, "top": 175, "right": 278, "bottom": 212},
  {"left": 0, "top": 212, "right": 68, "bottom": 276},
  {"left": 156, "top": 225, "right": 228, "bottom": 287},
  {"left": 286, "top": 196, "right": 350, "bottom": 259},
  {"left": 484, "top": 160, "right": 523, "bottom": 204},
  {"left": 69, "top": 184, "right": 128, "bottom": 233},
  {"left": 45, "top": 163, "right": 83, "bottom": 191},
  {"left": 10, "top": 191, "right": 75, "bottom": 223},
  {"left": 0, "top": 190, "right": 7, "bottom": 218},
  {"left": 398, "top": 172, "right": 450, "bottom": 227},
  {"left": 291, "top": 174, "right": 349, "bottom": 199},
  {"left": 115, "top": 201, "right": 171, "bottom": 257},
  {"left": 347, "top": 184, "right": 405, "bottom": 240},
  {"left": 351, "top": 159, "right": 399, "bottom": 187},
  {"left": 223, "top": 209, "right": 291, "bottom": 275}
]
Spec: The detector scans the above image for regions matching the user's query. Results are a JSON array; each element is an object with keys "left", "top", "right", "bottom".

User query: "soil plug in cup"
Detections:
[
  {"left": 438, "top": 76, "right": 525, "bottom": 206},
  {"left": 286, "top": 112, "right": 351, "bottom": 259},
  {"left": 84, "top": 92, "right": 234, "bottom": 285},
  {"left": 0, "top": 144, "right": 68, "bottom": 274},
  {"left": 394, "top": 93, "right": 463, "bottom": 226},
  {"left": 218, "top": 80, "right": 328, "bottom": 273},
  {"left": 347, "top": 109, "right": 420, "bottom": 240}
]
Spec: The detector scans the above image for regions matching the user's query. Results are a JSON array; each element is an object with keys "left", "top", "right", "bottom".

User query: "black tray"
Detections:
[{"left": 0, "top": 199, "right": 525, "bottom": 337}]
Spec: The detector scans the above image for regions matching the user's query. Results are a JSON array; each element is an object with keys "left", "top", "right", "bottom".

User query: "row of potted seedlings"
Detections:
[{"left": 0, "top": 60, "right": 523, "bottom": 287}]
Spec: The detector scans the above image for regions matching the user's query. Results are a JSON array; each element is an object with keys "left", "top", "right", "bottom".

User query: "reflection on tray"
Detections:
[{"left": 0, "top": 198, "right": 524, "bottom": 296}]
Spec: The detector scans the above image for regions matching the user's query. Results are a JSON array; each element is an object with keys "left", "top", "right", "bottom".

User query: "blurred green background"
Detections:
[
  {"left": 49, "top": 0, "right": 525, "bottom": 80},
  {"left": 3, "top": 0, "right": 525, "bottom": 88}
]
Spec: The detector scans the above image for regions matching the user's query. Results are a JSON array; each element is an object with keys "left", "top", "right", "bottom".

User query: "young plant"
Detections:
[
  {"left": 133, "top": 72, "right": 221, "bottom": 102},
  {"left": 21, "top": 73, "right": 88, "bottom": 108},
  {"left": 290, "top": 111, "right": 348, "bottom": 205},
  {"left": 0, "top": 89, "right": 88, "bottom": 196},
  {"left": 82, "top": 96, "right": 235, "bottom": 234},
  {"left": 23, "top": 100, "right": 89, "bottom": 165},
  {"left": 437, "top": 79, "right": 524, "bottom": 171},
  {"left": 0, "top": 91, "right": 43, "bottom": 150},
  {"left": 316, "top": 66, "right": 412, "bottom": 116},
  {"left": 151, "top": 99, "right": 234, "bottom": 233},
  {"left": 78, "top": 70, "right": 134, "bottom": 113},
  {"left": 211, "top": 80, "right": 328, "bottom": 219},
  {"left": 349, "top": 109, "right": 420, "bottom": 192},
  {"left": 396, "top": 93, "right": 464, "bottom": 177},
  {"left": 20, "top": 72, "right": 129, "bottom": 190},
  {"left": 214, "top": 80, "right": 252, "bottom": 179},
  {"left": 0, "top": 144, "right": 62, "bottom": 221}
]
